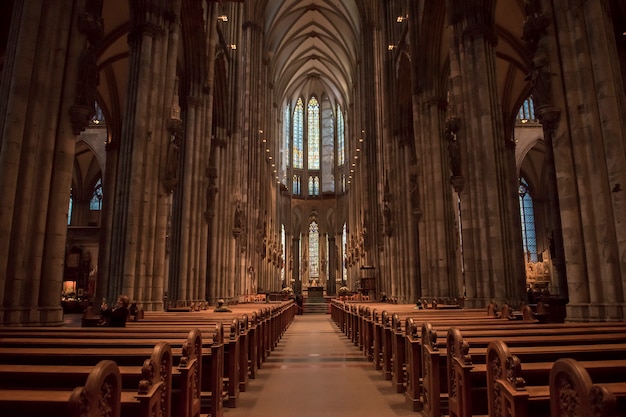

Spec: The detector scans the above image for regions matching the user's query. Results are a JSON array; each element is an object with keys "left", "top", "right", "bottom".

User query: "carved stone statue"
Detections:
[{"left": 522, "top": 0, "right": 552, "bottom": 107}]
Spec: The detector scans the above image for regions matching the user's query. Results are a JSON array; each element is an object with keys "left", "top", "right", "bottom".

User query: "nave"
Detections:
[{"left": 224, "top": 314, "right": 413, "bottom": 417}]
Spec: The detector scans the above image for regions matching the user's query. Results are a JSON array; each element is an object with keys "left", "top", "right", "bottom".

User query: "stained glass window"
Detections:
[
  {"left": 282, "top": 104, "right": 291, "bottom": 183},
  {"left": 307, "top": 97, "right": 320, "bottom": 169},
  {"left": 281, "top": 224, "right": 286, "bottom": 282},
  {"left": 90, "top": 178, "right": 103, "bottom": 210},
  {"left": 519, "top": 178, "right": 537, "bottom": 262},
  {"left": 517, "top": 97, "right": 537, "bottom": 123},
  {"left": 309, "top": 221, "right": 319, "bottom": 278},
  {"left": 293, "top": 174, "right": 301, "bottom": 195},
  {"left": 321, "top": 97, "right": 334, "bottom": 192},
  {"left": 337, "top": 105, "right": 345, "bottom": 166},
  {"left": 342, "top": 223, "right": 347, "bottom": 284},
  {"left": 68, "top": 189, "right": 73, "bottom": 225},
  {"left": 293, "top": 98, "right": 304, "bottom": 169},
  {"left": 309, "top": 175, "right": 320, "bottom": 196}
]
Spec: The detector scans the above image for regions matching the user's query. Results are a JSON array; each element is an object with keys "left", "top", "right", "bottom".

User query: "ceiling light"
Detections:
[
  {"left": 397, "top": 15, "right": 407, "bottom": 23},
  {"left": 218, "top": 15, "right": 228, "bottom": 22},
  {"left": 388, "top": 45, "right": 396, "bottom": 51},
  {"left": 230, "top": 44, "right": 237, "bottom": 50}
]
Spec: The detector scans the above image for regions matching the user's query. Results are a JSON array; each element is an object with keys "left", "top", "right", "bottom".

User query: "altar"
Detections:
[{"left": 306, "top": 286, "right": 324, "bottom": 301}]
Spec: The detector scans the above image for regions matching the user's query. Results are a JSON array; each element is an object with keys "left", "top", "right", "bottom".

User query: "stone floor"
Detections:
[{"left": 223, "top": 314, "right": 414, "bottom": 417}]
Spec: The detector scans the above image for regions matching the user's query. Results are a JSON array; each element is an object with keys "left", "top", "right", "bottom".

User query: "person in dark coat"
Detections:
[{"left": 100, "top": 295, "right": 130, "bottom": 327}]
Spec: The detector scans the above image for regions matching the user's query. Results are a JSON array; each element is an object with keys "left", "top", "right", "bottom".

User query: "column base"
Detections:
[
  {"left": 566, "top": 302, "right": 626, "bottom": 322},
  {"left": 0, "top": 306, "right": 64, "bottom": 326}
]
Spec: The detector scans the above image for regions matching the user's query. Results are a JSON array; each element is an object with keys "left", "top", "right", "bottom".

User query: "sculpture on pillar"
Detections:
[
  {"left": 409, "top": 172, "right": 421, "bottom": 217},
  {"left": 233, "top": 202, "right": 244, "bottom": 236},
  {"left": 383, "top": 178, "right": 393, "bottom": 237},
  {"left": 204, "top": 168, "right": 218, "bottom": 222},
  {"left": 444, "top": 116, "right": 464, "bottom": 193},
  {"left": 163, "top": 138, "right": 181, "bottom": 192},
  {"left": 71, "top": 2, "right": 104, "bottom": 135},
  {"left": 522, "top": 0, "right": 553, "bottom": 108},
  {"left": 163, "top": 77, "right": 184, "bottom": 192}
]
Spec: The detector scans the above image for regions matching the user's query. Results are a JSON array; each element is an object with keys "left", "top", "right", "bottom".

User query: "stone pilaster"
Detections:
[
  {"left": 0, "top": 0, "right": 87, "bottom": 325},
  {"left": 446, "top": 0, "right": 526, "bottom": 307},
  {"left": 546, "top": 0, "right": 626, "bottom": 320}
]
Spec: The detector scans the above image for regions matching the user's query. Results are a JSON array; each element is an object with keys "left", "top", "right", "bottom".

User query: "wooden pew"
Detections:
[
  {"left": 550, "top": 358, "right": 626, "bottom": 417},
  {"left": 0, "top": 329, "right": 210, "bottom": 417},
  {"left": 0, "top": 345, "right": 169, "bottom": 417},
  {"left": 0, "top": 360, "right": 122, "bottom": 417},
  {"left": 486, "top": 341, "right": 626, "bottom": 417},
  {"left": 410, "top": 320, "right": 626, "bottom": 414},
  {"left": 444, "top": 328, "right": 626, "bottom": 417}
]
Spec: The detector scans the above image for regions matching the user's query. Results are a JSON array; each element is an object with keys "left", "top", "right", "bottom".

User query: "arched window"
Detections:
[
  {"left": 337, "top": 105, "right": 345, "bottom": 166},
  {"left": 281, "top": 104, "right": 291, "bottom": 184},
  {"left": 293, "top": 174, "right": 301, "bottom": 195},
  {"left": 284, "top": 95, "right": 341, "bottom": 198},
  {"left": 342, "top": 223, "right": 347, "bottom": 284},
  {"left": 309, "top": 221, "right": 319, "bottom": 278},
  {"left": 307, "top": 97, "right": 320, "bottom": 169},
  {"left": 517, "top": 97, "right": 537, "bottom": 123},
  {"left": 90, "top": 178, "right": 103, "bottom": 210},
  {"left": 308, "top": 175, "right": 320, "bottom": 196},
  {"left": 68, "top": 188, "right": 73, "bottom": 225},
  {"left": 519, "top": 177, "right": 537, "bottom": 262},
  {"left": 293, "top": 98, "right": 304, "bottom": 169},
  {"left": 281, "top": 224, "right": 286, "bottom": 282},
  {"left": 91, "top": 101, "right": 106, "bottom": 126}
]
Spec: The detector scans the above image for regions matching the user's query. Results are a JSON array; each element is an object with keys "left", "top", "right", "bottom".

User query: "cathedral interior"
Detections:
[{"left": 0, "top": 0, "right": 625, "bottom": 326}]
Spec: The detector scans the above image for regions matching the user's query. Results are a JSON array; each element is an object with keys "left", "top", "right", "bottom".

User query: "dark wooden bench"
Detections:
[
  {"left": 0, "top": 360, "right": 123, "bottom": 417},
  {"left": 0, "top": 344, "right": 170, "bottom": 417},
  {"left": 408, "top": 319, "right": 626, "bottom": 414},
  {"left": 443, "top": 328, "right": 626, "bottom": 417},
  {"left": 0, "top": 329, "right": 209, "bottom": 417},
  {"left": 487, "top": 342, "right": 626, "bottom": 417}
]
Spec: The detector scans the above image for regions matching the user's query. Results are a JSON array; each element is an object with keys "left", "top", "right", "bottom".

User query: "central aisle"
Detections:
[{"left": 224, "top": 314, "right": 414, "bottom": 417}]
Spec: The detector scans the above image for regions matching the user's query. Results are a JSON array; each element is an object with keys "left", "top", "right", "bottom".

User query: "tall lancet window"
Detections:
[
  {"left": 293, "top": 98, "right": 304, "bottom": 169},
  {"left": 281, "top": 104, "right": 290, "bottom": 184},
  {"left": 337, "top": 105, "right": 345, "bottom": 166},
  {"left": 90, "top": 178, "right": 103, "bottom": 210},
  {"left": 309, "top": 221, "right": 319, "bottom": 278},
  {"left": 342, "top": 223, "right": 347, "bottom": 283},
  {"left": 519, "top": 177, "right": 537, "bottom": 262},
  {"left": 517, "top": 97, "right": 537, "bottom": 123},
  {"left": 281, "top": 224, "right": 286, "bottom": 282},
  {"left": 293, "top": 174, "right": 301, "bottom": 195},
  {"left": 309, "top": 175, "right": 320, "bottom": 196},
  {"left": 307, "top": 97, "right": 320, "bottom": 170},
  {"left": 321, "top": 96, "right": 334, "bottom": 192}
]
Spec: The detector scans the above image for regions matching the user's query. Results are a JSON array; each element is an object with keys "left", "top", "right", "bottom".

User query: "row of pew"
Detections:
[
  {"left": 331, "top": 300, "right": 626, "bottom": 417},
  {"left": 0, "top": 300, "right": 296, "bottom": 417}
]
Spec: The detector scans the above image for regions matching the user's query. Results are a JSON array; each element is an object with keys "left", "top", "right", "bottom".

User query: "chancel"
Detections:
[{"left": 1, "top": 0, "right": 626, "bottom": 416}]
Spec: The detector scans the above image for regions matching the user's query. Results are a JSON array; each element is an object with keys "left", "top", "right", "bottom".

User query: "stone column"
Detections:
[
  {"left": 545, "top": 0, "right": 626, "bottom": 320},
  {"left": 446, "top": 0, "right": 526, "bottom": 307},
  {"left": 105, "top": 0, "right": 180, "bottom": 306},
  {"left": 292, "top": 237, "right": 301, "bottom": 294},
  {"left": 327, "top": 236, "right": 337, "bottom": 295},
  {"left": 0, "top": 0, "right": 88, "bottom": 325}
]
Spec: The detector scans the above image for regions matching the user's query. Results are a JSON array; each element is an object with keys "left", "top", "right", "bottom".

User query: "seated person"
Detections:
[
  {"left": 100, "top": 295, "right": 130, "bottom": 327},
  {"left": 129, "top": 302, "right": 139, "bottom": 321},
  {"left": 213, "top": 299, "right": 232, "bottom": 312}
]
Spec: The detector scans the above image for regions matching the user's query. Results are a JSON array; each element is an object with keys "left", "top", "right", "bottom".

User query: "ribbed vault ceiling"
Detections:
[{"left": 264, "top": 0, "right": 360, "bottom": 108}]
